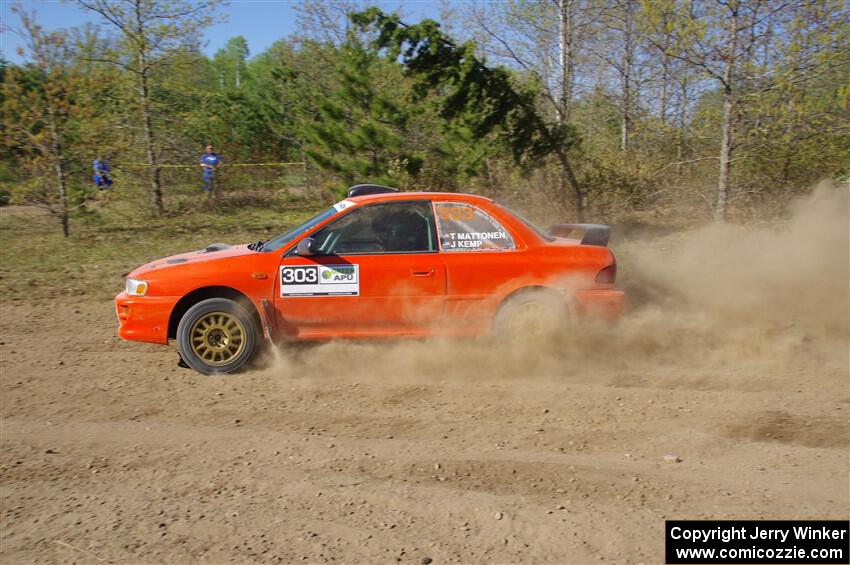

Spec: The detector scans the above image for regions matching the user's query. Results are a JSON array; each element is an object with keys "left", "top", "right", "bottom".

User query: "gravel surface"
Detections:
[{"left": 1, "top": 296, "right": 847, "bottom": 564}]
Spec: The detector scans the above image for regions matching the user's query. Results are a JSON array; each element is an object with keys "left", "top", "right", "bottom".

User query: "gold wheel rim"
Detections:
[
  {"left": 189, "top": 311, "right": 246, "bottom": 366},
  {"left": 508, "top": 302, "right": 553, "bottom": 340}
]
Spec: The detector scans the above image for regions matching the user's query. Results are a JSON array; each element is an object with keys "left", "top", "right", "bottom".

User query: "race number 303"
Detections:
[
  {"left": 280, "top": 264, "right": 360, "bottom": 297},
  {"left": 281, "top": 265, "right": 318, "bottom": 285}
]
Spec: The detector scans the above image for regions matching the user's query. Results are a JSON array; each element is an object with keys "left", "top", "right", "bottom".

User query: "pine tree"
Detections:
[{"left": 300, "top": 42, "right": 421, "bottom": 192}]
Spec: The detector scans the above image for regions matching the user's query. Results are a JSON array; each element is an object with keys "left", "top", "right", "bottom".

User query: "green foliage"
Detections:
[
  {"left": 351, "top": 8, "right": 578, "bottom": 168},
  {"left": 298, "top": 42, "right": 422, "bottom": 193},
  {"left": 75, "top": 0, "right": 223, "bottom": 213},
  {"left": 2, "top": 1, "right": 847, "bottom": 228},
  {"left": 640, "top": 0, "right": 850, "bottom": 217},
  {"left": 212, "top": 36, "right": 250, "bottom": 89},
  {"left": 0, "top": 8, "right": 106, "bottom": 235}
]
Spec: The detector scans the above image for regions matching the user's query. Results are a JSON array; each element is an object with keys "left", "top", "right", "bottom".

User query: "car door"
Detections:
[
  {"left": 433, "top": 201, "right": 524, "bottom": 335},
  {"left": 274, "top": 200, "right": 446, "bottom": 338}
]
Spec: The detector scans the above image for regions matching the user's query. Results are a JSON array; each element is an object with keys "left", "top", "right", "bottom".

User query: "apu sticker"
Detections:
[
  {"left": 333, "top": 200, "right": 356, "bottom": 213},
  {"left": 280, "top": 264, "right": 359, "bottom": 297}
]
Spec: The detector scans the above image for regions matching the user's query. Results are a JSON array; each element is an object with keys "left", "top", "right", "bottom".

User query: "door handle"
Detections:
[{"left": 411, "top": 269, "right": 435, "bottom": 277}]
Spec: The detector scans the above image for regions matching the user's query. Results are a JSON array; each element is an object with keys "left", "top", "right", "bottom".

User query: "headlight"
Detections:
[{"left": 125, "top": 278, "right": 148, "bottom": 296}]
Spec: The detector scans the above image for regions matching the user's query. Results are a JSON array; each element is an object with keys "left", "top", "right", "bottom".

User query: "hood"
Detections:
[{"left": 129, "top": 243, "right": 256, "bottom": 277}]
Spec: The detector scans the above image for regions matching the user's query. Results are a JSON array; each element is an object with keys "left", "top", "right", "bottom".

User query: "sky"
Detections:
[{"left": 0, "top": 0, "right": 444, "bottom": 64}]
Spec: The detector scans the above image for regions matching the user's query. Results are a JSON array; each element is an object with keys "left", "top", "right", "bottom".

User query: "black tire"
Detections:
[
  {"left": 176, "top": 298, "right": 258, "bottom": 375},
  {"left": 492, "top": 289, "right": 569, "bottom": 343}
]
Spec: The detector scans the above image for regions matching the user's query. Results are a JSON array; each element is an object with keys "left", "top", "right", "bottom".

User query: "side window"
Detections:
[
  {"left": 311, "top": 201, "right": 436, "bottom": 255},
  {"left": 435, "top": 202, "right": 515, "bottom": 252}
]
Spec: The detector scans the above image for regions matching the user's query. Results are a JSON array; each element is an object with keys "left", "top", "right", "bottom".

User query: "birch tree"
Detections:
[
  {"left": 597, "top": 0, "right": 644, "bottom": 151},
  {"left": 213, "top": 36, "right": 249, "bottom": 89},
  {"left": 457, "top": 0, "right": 603, "bottom": 218}
]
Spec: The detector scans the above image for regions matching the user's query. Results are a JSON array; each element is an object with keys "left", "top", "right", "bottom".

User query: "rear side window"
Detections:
[
  {"left": 434, "top": 202, "right": 515, "bottom": 252},
  {"left": 496, "top": 204, "right": 555, "bottom": 242}
]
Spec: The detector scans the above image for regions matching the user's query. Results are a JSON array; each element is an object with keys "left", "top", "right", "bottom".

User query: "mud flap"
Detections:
[{"left": 259, "top": 299, "right": 275, "bottom": 342}]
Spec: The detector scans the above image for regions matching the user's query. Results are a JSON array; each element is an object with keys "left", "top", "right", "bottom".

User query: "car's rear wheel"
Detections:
[
  {"left": 176, "top": 298, "right": 258, "bottom": 375},
  {"left": 493, "top": 289, "right": 569, "bottom": 343}
]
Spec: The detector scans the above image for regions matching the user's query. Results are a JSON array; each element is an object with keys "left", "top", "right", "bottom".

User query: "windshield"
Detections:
[
  {"left": 262, "top": 207, "right": 339, "bottom": 251},
  {"left": 496, "top": 204, "right": 554, "bottom": 242}
]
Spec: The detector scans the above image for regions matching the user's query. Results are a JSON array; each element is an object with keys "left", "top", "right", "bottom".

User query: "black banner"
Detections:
[{"left": 666, "top": 520, "right": 849, "bottom": 564}]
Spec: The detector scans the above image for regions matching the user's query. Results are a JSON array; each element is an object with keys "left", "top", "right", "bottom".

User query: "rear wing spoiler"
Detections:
[{"left": 548, "top": 224, "right": 611, "bottom": 247}]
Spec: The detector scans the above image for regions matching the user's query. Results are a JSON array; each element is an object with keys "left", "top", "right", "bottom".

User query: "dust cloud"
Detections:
[
  {"left": 264, "top": 183, "right": 849, "bottom": 383},
  {"left": 613, "top": 182, "right": 849, "bottom": 364}
]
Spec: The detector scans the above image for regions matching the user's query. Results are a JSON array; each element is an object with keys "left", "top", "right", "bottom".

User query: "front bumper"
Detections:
[
  {"left": 572, "top": 288, "right": 626, "bottom": 321},
  {"left": 115, "top": 291, "right": 177, "bottom": 344}
]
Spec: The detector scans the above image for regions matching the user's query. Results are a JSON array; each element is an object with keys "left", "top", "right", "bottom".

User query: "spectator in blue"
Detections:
[
  {"left": 199, "top": 144, "right": 222, "bottom": 193},
  {"left": 92, "top": 157, "right": 112, "bottom": 191}
]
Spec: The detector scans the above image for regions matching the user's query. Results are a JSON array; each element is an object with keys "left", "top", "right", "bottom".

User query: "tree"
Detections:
[
  {"left": 1, "top": 8, "right": 94, "bottom": 236},
  {"left": 240, "top": 39, "right": 319, "bottom": 161},
  {"left": 77, "top": 0, "right": 221, "bottom": 213},
  {"left": 299, "top": 42, "right": 421, "bottom": 192},
  {"left": 598, "top": 0, "right": 644, "bottom": 151},
  {"left": 459, "top": 0, "right": 601, "bottom": 217},
  {"left": 294, "top": 0, "right": 365, "bottom": 46},
  {"left": 352, "top": 9, "right": 580, "bottom": 210},
  {"left": 641, "top": 0, "right": 848, "bottom": 219},
  {"left": 212, "top": 36, "right": 249, "bottom": 89}
]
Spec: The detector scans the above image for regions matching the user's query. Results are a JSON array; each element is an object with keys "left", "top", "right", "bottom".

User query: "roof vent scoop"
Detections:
[
  {"left": 549, "top": 224, "right": 611, "bottom": 247},
  {"left": 347, "top": 184, "right": 399, "bottom": 198}
]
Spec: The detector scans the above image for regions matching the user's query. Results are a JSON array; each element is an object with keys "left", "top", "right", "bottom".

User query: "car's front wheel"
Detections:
[{"left": 176, "top": 298, "right": 258, "bottom": 375}]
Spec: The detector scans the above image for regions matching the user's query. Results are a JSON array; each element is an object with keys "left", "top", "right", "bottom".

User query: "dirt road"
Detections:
[
  {"left": 1, "top": 294, "right": 847, "bottom": 564},
  {"left": 1, "top": 187, "right": 848, "bottom": 563}
]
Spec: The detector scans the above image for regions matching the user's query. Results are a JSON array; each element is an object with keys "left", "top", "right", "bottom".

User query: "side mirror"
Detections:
[{"left": 295, "top": 237, "right": 316, "bottom": 256}]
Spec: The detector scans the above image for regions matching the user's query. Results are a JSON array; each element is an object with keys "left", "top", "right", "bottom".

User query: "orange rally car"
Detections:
[{"left": 115, "top": 185, "right": 625, "bottom": 374}]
